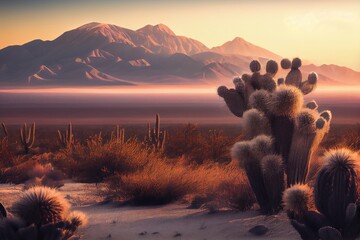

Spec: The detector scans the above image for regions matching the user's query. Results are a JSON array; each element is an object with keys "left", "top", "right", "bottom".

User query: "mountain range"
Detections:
[{"left": 0, "top": 22, "right": 359, "bottom": 86}]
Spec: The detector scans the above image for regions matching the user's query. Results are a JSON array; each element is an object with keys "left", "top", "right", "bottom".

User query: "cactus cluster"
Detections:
[
  {"left": 58, "top": 123, "right": 74, "bottom": 149},
  {"left": 144, "top": 114, "right": 167, "bottom": 151},
  {"left": 283, "top": 148, "right": 360, "bottom": 239},
  {"left": 20, "top": 123, "right": 36, "bottom": 154},
  {"left": 111, "top": 125, "right": 125, "bottom": 144},
  {"left": 0, "top": 186, "right": 87, "bottom": 240},
  {"left": 219, "top": 58, "right": 332, "bottom": 214}
]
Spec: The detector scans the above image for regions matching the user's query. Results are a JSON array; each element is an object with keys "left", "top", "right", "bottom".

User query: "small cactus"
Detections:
[
  {"left": 111, "top": 125, "right": 125, "bottom": 144},
  {"left": 283, "top": 184, "right": 314, "bottom": 221},
  {"left": 284, "top": 58, "right": 302, "bottom": 87},
  {"left": 12, "top": 186, "right": 70, "bottom": 226},
  {"left": 20, "top": 122, "right": 36, "bottom": 154},
  {"left": 314, "top": 148, "right": 358, "bottom": 229},
  {"left": 144, "top": 114, "right": 167, "bottom": 151},
  {"left": 58, "top": 123, "right": 74, "bottom": 148},
  {"left": 5, "top": 186, "right": 87, "bottom": 239}
]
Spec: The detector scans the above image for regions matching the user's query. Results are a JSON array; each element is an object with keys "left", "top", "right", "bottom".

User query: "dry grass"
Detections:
[{"left": 105, "top": 158, "right": 255, "bottom": 208}]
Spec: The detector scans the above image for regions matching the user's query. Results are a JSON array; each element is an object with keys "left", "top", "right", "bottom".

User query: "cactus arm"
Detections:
[
  {"left": 29, "top": 123, "right": 35, "bottom": 148},
  {"left": 318, "top": 226, "right": 342, "bottom": 240}
]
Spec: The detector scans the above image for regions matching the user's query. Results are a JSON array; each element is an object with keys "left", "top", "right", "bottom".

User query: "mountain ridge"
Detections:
[{"left": 0, "top": 22, "right": 359, "bottom": 86}]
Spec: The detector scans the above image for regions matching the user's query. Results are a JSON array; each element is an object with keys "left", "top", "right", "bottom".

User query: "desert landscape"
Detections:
[{"left": 1, "top": 0, "right": 360, "bottom": 239}]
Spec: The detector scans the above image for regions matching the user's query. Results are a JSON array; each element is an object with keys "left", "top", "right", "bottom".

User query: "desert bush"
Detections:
[
  {"left": 166, "top": 124, "right": 234, "bottom": 164},
  {"left": 56, "top": 137, "right": 159, "bottom": 183},
  {"left": 105, "top": 158, "right": 255, "bottom": 209}
]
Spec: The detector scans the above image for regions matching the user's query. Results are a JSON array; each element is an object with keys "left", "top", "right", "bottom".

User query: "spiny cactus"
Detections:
[
  {"left": 315, "top": 148, "right": 358, "bottom": 229},
  {"left": 287, "top": 107, "right": 327, "bottom": 186},
  {"left": 219, "top": 57, "right": 332, "bottom": 215},
  {"left": 285, "top": 148, "right": 360, "bottom": 240},
  {"left": 58, "top": 123, "right": 74, "bottom": 148},
  {"left": 12, "top": 186, "right": 70, "bottom": 226},
  {"left": 232, "top": 135, "right": 284, "bottom": 214},
  {"left": 2, "top": 186, "right": 87, "bottom": 240},
  {"left": 144, "top": 114, "right": 166, "bottom": 151},
  {"left": 111, "top": 125, "right": 125, "bottom": 144},
  {"left": 20, "top": 122, "right": 36, "bottom": 154},
  {"left": 283, "top": 184, "right": 314, "bottom": 221}
]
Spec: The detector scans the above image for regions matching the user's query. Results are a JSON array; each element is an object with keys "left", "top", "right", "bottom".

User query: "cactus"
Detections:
[
  {"left": 261, "top": 154, "right": 284, "bottom": 214},
  {"left": 232, "top": 135, "right": 284, "bottom": 214},
  {"left": 20, "top": 122, "right": 35, "bottom": 154},
  {"left": 1, "top": 123, "right": 8, "bottom": 140},
  {"left": 3, "top": 186, "right": 87, "bottom": 240},
  {"left": 314, "top": 148, "right": 358, "bottom": 229},
  {"left": 219, "top": 57, "right": 332, "bottom": 216},
  {"left": 111, "top": 125, "right": 125, "bottom": 144},
  {"left": 283, "top": 184, "right": 314, "bottom": 221},
  {"left": 144, "top": 114, "right": 166, "bottom": 151},
  {"left": 58, "top": 123, "right": 74, "bottom": 148},
  {"left": 287, "top": 108, "right": 328, "bottom": 186},
  {"left": 286, "top": 148, "right": 360, "bottom": 239}
]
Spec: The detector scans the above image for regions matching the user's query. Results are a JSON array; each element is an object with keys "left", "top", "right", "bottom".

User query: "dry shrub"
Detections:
[
  {"left": 56, "top": 138, "right": 159, "bottom": 183},
  {"left": 105, "top": 158, "right": 255, "bottom": 209},
  {"left": 166, "top": 124, "right": 234, "bottom": 164},
  {"left": 107, "top": 159, "right": 196, "bottom": 205}
]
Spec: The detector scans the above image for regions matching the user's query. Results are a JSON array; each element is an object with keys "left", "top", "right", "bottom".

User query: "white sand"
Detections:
[{"left": 0, "top": 183, "right": 300, "bottom": 240}]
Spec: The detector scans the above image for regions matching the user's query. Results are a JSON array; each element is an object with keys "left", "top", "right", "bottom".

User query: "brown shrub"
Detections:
[{"left": 55, "top": 137, "right": 160, "bottom": 183}]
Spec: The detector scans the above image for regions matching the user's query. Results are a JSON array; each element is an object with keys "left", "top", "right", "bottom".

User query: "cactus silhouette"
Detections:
[
  {"left": 144, "top": 114, "right": 167, "bottom": 151},
  {"left": 58, "top": 123, "right": 74, "bottom": 148},
  {"left": 111, "top": 125, "right": 125, "bottom": 144},
  {"left": 219, "top": 57, "right": 332, "bottom": 215},
  {"left": 20, "top": 122, "right": 36, "bottom": 154}
]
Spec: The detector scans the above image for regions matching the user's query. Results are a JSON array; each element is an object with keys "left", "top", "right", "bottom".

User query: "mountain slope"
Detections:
[
  {"left": 0, "top": 22, "right": 358, "bottom": 86},
  {"left": 211, "top": 37, "right": 281, "bottom": 60}
]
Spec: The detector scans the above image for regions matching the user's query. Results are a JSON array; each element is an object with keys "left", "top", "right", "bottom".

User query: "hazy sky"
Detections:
[{"left": 1, "top": 0, "right": 359, "bottom": 70}]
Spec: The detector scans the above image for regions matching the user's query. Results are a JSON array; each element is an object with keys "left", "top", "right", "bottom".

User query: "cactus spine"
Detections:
[
  {"left": 20, "top": 122, "right": 35, "bottom": 154},
  {"left": 144, "top": 114, "right": 166, "bottom": 151},
  {"left": 58, "top": 123, "right": 74, "bottom": 148}
]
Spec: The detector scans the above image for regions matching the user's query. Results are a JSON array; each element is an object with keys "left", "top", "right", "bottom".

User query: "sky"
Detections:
[{"left": 0, "top": 0, "right": 359, "bottom": 71}]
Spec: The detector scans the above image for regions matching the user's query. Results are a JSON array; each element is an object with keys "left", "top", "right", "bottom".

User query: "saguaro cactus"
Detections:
[
  {"left": 58, "top": 123, "right": 74, "bottom": 148},
  {"left": 1, "top": 123, "right": 8, "bottom": 140},
  {"left": 144, "top": 114, "right": 167, "bottom": 151},
  {"left": 111, "top": 125, "right": 125, "bottom": 144},
  {"left": 20, "top": 122, "right": 35, "bottom": 154}
]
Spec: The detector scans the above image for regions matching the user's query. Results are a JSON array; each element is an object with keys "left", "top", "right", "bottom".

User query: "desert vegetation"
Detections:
[{"left": 0, "top": 58, "right": 359, "bottom": 239}]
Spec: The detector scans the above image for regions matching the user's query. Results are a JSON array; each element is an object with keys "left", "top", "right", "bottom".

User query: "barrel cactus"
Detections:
[
  {"left": 0, "top": 186, "right": 87, "bottom": 239},
  {"left": 218, "top": 57, "right": 331, "bottom": 214},
  {"left": 284, "top": 148, "right": 360, "bottom": 239}
]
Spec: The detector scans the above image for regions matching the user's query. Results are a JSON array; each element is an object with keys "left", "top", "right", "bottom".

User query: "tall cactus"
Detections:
[
  {"left": 218, "top": 57, "right": 330, "bottom": 214},
  {"left": 58, "top": 123, "right": 74, "bottom": 148},
  {"left": 144, "top": 114, "right": 167, "bottom": 151},
  {"left": 20, "top": 122, "right": 35, "bottom": 154},
  {"left": 111, "top": 125, "right": 125, "bottom": 144},
  {"left": 1, "top": 123, "right": 8, "bottom": 140}
]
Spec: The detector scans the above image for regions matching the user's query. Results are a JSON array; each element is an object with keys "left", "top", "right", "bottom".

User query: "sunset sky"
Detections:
[{"left": 1, "top": 0, "right": 359, "bottom": 71}]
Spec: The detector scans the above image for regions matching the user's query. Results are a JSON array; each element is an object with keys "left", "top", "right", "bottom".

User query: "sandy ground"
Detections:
[{"left": 0, "top": 183, "right": 300, "bottom": 240}]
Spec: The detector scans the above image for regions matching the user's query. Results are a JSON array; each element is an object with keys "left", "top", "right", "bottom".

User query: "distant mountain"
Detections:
[
  {"left": 211, "top": 37, "right": 281, "bottom": 60},
  {"left": 0, "top": 22, "right": 359, "bottom": 86}
]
